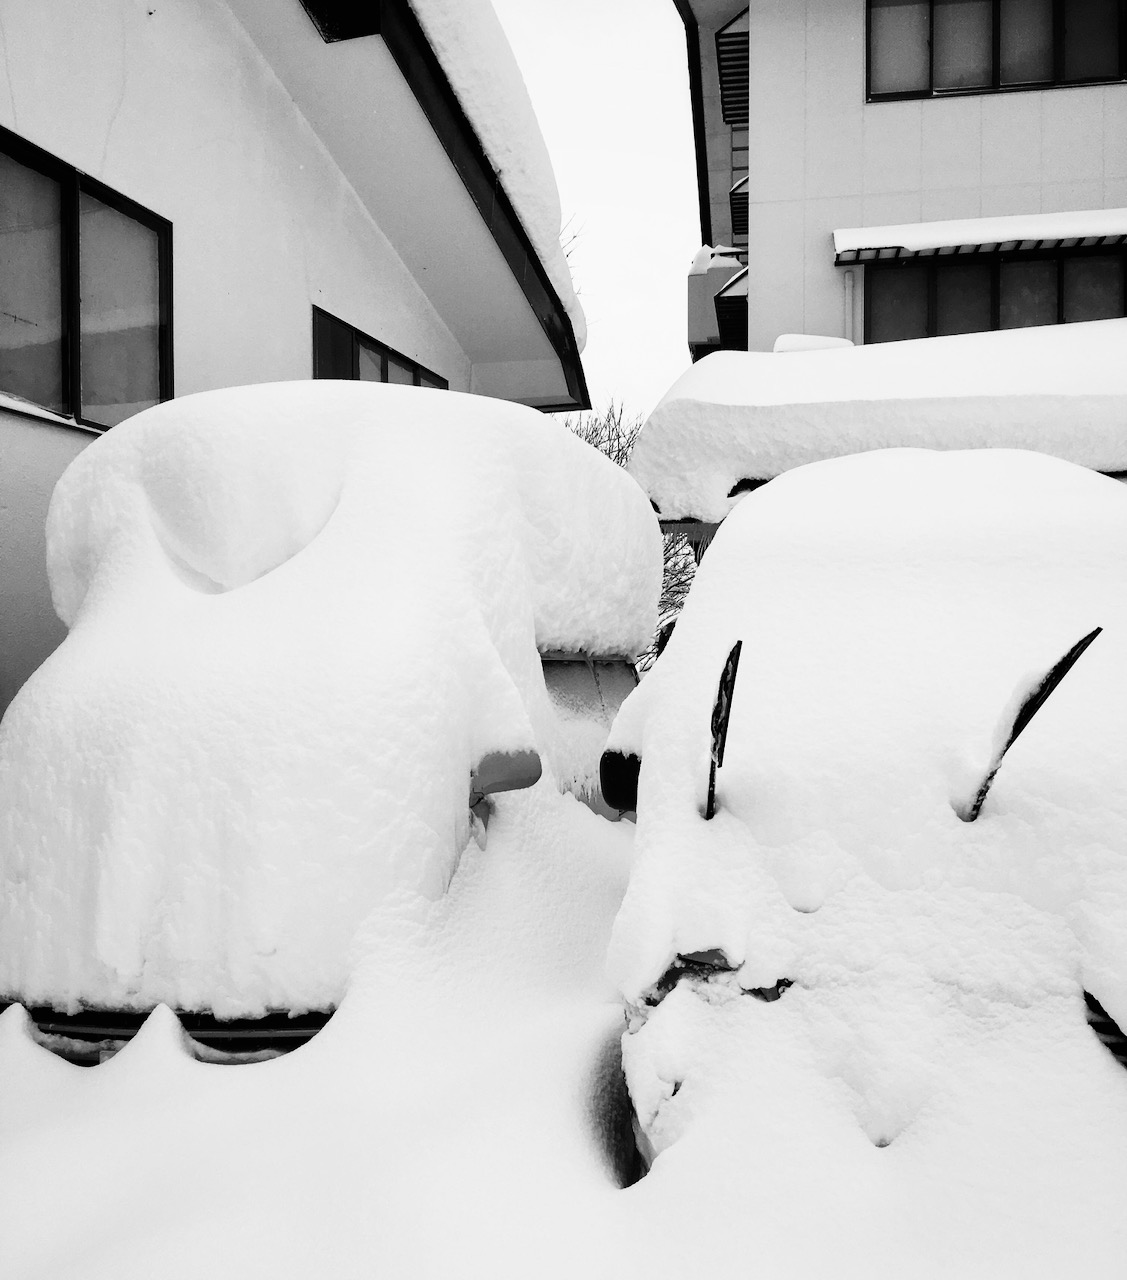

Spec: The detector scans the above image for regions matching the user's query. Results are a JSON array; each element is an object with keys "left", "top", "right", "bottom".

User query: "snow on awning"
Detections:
[{"left": 834, "top": 208, "right": 1127, "bottom": 264}]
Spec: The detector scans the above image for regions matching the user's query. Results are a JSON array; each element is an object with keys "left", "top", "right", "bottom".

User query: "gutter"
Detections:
[
  {"left": 672, "top": 0, "right": 713, "bottom": 247},
  {"left": 299, "top": 0, "right": 590, "bottom": 412}
]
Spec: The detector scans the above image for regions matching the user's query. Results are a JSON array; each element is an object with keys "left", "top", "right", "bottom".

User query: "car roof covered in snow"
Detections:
[{"left": 629, "top": 319, "right": 1127, "bottom": 521}]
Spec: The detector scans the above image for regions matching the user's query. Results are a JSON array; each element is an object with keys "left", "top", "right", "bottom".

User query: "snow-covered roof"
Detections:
[
  {"left": 410, "top": 0, "right": 585, "bottom": 350},
  {"left": 835, "top": 207, "right": 1127, "bottom": 262},
  {"left": 630, "top": 319, "right": 1127, "bottom": 522},
  {"left": 226, "top": 0, "right": 586, "bottom": 408}
]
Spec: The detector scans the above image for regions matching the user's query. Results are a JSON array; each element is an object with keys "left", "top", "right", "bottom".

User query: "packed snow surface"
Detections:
[
  {"left": 835, "top": 205, "right": 1127, "bottom": 256},
  {"left": 410, "top": 0, "right": 586, "bottom": 348},
  {"left": 607, "top": 449, "right": 1127, "bottom": 1272},
  {"left": 0, "top": 381, "right": 660, "bottom": 1016},
  {"left": 631, "top": 319, "right": 1127, "bottom": 520}
]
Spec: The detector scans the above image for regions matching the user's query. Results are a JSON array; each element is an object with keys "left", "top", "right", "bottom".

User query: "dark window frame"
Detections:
[
  {"left": 866, "top": 0, "right": 1127, "bottom": 100},
  {"left": 862, "top": 244, "right": 1127, "bottom": 340},
  {"left": 311, "top": 306, "right": 448, "bottom": 389},
  {"left": 0, "top": 124, "right": 173, "bottom": 430}
]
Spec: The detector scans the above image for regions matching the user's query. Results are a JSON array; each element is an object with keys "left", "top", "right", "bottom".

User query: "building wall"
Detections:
[
  {"left": 746, "top": 0, "right": 1127, "bottom": 350},
  {"left": 0, "top": 0, "right": 472, "bottom": 394},
  {"left": 0, "top": 408, "right": 95, "bottom": 716}
]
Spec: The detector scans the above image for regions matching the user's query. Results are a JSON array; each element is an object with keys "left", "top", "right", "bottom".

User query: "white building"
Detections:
[
  {"left": 0, "top": 0, "right": 587, "bottom": 713},
  {"left": 682, "top": 0, "right": 1127, "bottom": 354}
]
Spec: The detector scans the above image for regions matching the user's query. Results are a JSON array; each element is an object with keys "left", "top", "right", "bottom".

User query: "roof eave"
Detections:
[{"left": 298, "top": 0, "right": 589, "bottom": 411}]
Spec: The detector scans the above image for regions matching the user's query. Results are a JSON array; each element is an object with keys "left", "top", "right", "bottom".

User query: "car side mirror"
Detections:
[
  {"left": 599, "top": 749, "right": 640, "bottom": 814},
  {"left": 469, "top": 749, "right": 542, "bottom": 810}
]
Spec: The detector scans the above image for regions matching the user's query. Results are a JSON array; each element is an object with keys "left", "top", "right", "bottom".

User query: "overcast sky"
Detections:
[{"left": 491, "top": 0, "right": 701, "bottom": 419}]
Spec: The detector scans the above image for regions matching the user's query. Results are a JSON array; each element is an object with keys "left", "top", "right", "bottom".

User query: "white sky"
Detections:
[{"left": 491, "top": 0, "right": 701, "bottom": 418}]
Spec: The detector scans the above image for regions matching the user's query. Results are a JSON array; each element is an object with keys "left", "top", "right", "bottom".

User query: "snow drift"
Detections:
[{"left": 0, "top": 381, "right": 661, "bottom": 1016}]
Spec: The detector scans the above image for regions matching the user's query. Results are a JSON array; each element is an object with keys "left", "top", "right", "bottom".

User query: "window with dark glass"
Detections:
[
  {"left": 0, "top": 126, "right": 171, "bottom": 428},
  {"left": 865, "top": 249, "right": 1127, "bottom": 341},
  {"left": 868, "top": 0, "right": 1126, "bottom": 97},
  {"left": 312, "top": 307, "right": 448, "bottom": 389}
]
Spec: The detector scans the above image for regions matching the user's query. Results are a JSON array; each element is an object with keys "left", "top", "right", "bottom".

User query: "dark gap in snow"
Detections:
[
  {"left": 1085, "top": 991, "right": 1127, "bottom": 1068},
  {"left": 874, "top": 1137, "right": 892, "bottom": 1149},
  {"left": 726, "top": 477, "right": 768, "bottom": 499},
  {"left": 745, "top": 977, "right": 793, "bottom": 1003},
  {"left": 641, "top": 956, "right": 793, "bottom": 1011},
  {"left": 588, "top": 1030, "right": 648, "bottom": 1188}
]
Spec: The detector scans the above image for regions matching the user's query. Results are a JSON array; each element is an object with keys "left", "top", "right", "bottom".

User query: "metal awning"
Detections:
[
  {"left": 717, "top": 266, "right": 748, "bottom": 298},
  {"left": 834, "top": 208, "right": 1127, "bottom": 265}
]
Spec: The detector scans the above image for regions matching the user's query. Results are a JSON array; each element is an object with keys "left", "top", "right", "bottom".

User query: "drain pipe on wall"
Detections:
[{"left": 843, "top": 270, "right": 855, "bottom": 343}]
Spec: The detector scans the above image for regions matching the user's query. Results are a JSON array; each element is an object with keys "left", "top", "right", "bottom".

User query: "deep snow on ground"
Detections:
[
  {"left": 0, "top": 382, "right": 660, "bottom": 1016},
  {"left": 608, "top": 449, "right": 1127, "bottom": 1273},
  {"left": 0, "top": 784, "right": 644, "bottom": 1280},
  {"left": 3, "top": 444, "right": 1127, "bottom": 1278},
  {"left": 630, "top": 319, "right": 1127, "bottom": 520}
]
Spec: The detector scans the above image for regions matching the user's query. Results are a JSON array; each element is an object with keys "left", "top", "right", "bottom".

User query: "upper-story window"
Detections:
[
  {"left": 312, "top": 307, "right": 448, "bottom": 388},
  {"left": 868, "top": 0, "right": 1127, "bottom": 98},
  {"left": 0, "top": 126, "right": 172, "bottom": 428},
  {"left": 865, "top": 247, "right": 1127, "bottom": 341}
]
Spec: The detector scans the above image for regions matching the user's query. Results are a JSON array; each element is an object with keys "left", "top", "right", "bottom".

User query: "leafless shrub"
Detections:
[{"left": 562, "top": 402, "right": 696, "bottom": 665}]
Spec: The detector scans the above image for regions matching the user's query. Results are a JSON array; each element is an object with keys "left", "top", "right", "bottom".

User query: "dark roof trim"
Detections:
[
  {"left": 836, "top": 233, "right": 1127, "bottom": 265},
  {"left": 298, "top": 0, "right": 589, "bottom": 411},
  {"left": 673, "top": 0, "right": 714, "bottom": 246}
]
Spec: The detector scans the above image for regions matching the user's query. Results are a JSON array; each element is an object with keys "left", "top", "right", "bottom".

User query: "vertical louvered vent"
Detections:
[
  {"left": 716, "top": 9, "right": 749, "bottom": 127},
  {"left": 730, "top": 178, "right": 748, "bottom": 241}
]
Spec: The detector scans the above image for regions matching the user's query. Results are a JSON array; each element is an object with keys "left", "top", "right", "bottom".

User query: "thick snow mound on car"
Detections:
[
  {"left": 608, "top": 449, "right": 1127, "bottom": 1272},
  {"left": 631, "top": 319, "right": 1127, "bottom": 520},
  {"left": 0, "top": 381, "right": 660, "bottom": 1016}
]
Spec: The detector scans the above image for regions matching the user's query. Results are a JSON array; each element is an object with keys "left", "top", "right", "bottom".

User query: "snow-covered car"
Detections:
[
  {"left": 602, "top": 448, "right": 1127, "bottom": 1273},
  {"left": 0, "top": 381, "right": 661, "bottom": 1058}
]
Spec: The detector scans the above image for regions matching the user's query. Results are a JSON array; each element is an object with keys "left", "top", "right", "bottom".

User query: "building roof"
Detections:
[{"left": 231, "top": 0, "right": 588, "bottom": 410}]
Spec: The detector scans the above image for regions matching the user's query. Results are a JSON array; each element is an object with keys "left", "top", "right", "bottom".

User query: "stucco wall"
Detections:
[
  {"left": 746, "top": 0, "right": 1127, "bottom": 350},
  {"left": 0, "top": 0, "right": 471, "bottom": 393},
  {"left": 0, "top": 409, "right": 95, "bottom": 717}
]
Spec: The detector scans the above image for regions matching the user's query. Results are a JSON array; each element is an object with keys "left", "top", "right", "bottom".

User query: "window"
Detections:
[
  {"left": 0, "top": 126, "right": 171, "bottom": 428},
  {"left": 312, "top": 307, "right": 448, "bottom": 389},
  {"left": 865, "top": 248, "right": 1127, "bottom": 340},
  {"left": 868, "top": 0, "right": 1127, "bottom": 97}
]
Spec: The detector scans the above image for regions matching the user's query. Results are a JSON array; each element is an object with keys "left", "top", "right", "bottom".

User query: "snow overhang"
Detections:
[
  {"left": 835, "top": 208, "right": 1127, "bottom": 264},
  {"left": 226, "top": 0, "right": 588, "bottom": 410}
]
